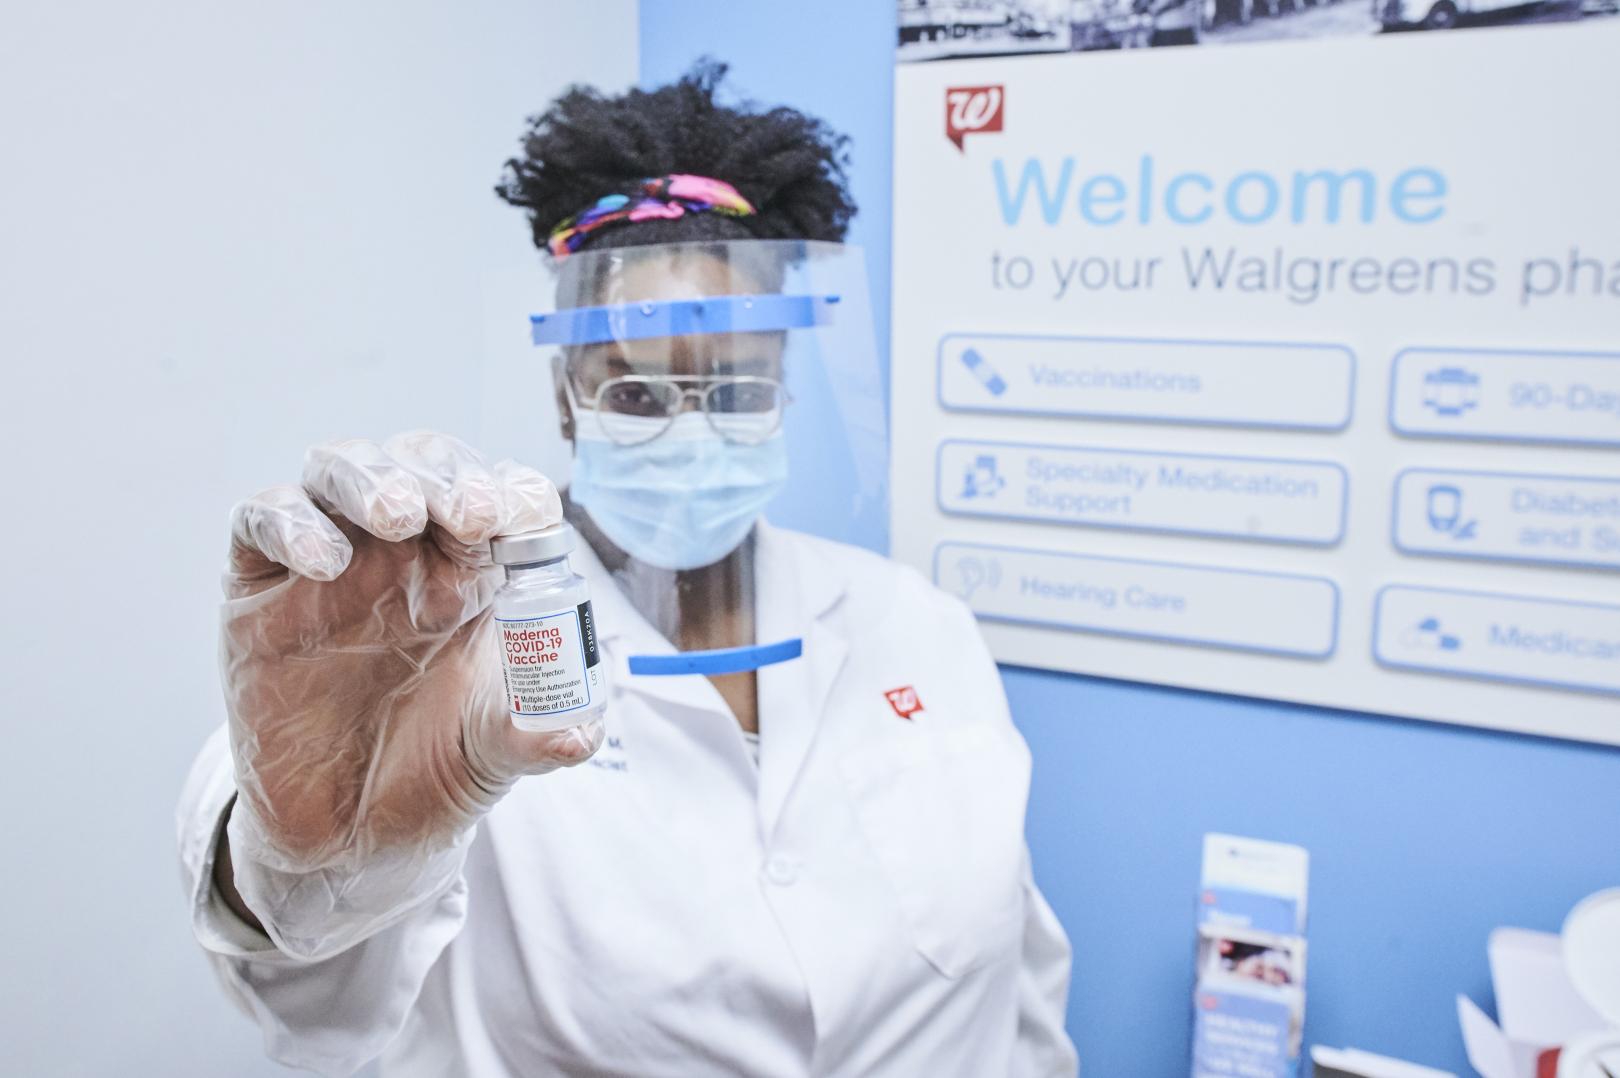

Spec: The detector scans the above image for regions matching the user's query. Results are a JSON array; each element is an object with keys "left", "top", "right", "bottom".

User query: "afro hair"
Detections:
[{"left": 495, "top": 60, "right": 855, "bottom": 253}]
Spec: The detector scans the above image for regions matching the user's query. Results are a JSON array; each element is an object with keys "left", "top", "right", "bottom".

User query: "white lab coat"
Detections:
[{"left": 177, "top": 523, "right": 1079, "bottom": 1077}]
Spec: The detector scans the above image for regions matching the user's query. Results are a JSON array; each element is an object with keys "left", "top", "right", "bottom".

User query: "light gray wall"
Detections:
[{"left": 0, "top": 4, "right": 634, "bottom": 1074}]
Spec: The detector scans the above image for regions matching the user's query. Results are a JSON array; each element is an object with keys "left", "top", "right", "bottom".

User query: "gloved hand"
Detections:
[{"left": 220, "top": 430, "right": 602, "bottom": 959}]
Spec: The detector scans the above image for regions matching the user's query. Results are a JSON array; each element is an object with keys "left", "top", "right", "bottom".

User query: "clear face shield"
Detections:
[{"left": 530, "top": 239, "right": 885, "bottom": 673}]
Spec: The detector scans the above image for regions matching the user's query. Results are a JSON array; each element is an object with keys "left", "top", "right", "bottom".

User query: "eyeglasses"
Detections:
[{"left": 568, "top": 374, "right": 792, "bottom": 447}]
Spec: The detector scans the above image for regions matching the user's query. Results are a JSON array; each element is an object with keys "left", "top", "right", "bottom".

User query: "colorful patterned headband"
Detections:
[{"left": 546, "top": 174, "right": 756, "bottom": 258}]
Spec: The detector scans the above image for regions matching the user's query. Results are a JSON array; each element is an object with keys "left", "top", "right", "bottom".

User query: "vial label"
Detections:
[{"left": 497, "top": 602, "right": 601, "bottom": 718}]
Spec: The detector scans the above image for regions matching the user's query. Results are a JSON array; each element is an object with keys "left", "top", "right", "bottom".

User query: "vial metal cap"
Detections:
[{"left": 490, "top": 522, "right": 575, "bottom": 566}]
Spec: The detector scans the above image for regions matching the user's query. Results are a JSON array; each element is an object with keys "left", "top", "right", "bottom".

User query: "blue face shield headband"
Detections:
[{"left": 532, "top": 290, "right": 839, "bottom": 676}]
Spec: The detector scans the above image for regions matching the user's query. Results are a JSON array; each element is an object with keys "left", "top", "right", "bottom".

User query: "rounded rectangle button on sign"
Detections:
[
  {"left": 1374, "top": 585, "right": 1620, "bottom": 696},
  {"left": 937, "top": 333, "right": 1355, "bottom": 430}
]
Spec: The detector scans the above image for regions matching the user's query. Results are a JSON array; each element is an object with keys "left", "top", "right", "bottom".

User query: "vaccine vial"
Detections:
[{"left": 490, "top": 523, "right": 605, "bottom": 733}]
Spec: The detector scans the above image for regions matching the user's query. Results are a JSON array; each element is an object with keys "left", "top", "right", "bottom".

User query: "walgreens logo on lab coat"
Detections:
[{"left": 884, "top": 686, "right": 925, "bottom": 719}]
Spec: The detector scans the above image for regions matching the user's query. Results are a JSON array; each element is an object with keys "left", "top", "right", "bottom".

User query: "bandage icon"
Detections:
[{"left": 959, "top": 347, "right": 1008, "bottom": 397}]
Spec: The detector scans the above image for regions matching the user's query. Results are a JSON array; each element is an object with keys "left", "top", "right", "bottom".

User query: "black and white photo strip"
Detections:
[{"left": 896, "top": 0, "right": 1618, "bottom": 58}]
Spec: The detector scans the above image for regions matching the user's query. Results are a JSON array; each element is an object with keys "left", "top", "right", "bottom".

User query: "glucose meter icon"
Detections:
[{"left": 1424, "top": 484, "right": 1477, "bottom": 540}]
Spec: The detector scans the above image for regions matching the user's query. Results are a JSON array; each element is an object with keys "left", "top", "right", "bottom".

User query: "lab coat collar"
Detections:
[{"left": 753, "top": 521, "right": 851, "bottom": 838}]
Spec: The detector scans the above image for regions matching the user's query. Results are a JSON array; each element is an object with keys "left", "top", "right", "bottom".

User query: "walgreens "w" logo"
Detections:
[{"left": 945, "top": 85, "right": 1003, "bottom": 151}]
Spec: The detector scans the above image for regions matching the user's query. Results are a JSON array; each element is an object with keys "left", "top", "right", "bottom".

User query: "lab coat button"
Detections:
[{"left": 763, "top": 853, "right": 799, "bottom": 886}]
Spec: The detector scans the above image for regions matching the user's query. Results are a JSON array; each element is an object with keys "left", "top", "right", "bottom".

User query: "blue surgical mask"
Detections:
[{"left": 569, "top": 412, "right": 788, "bottom": 571}]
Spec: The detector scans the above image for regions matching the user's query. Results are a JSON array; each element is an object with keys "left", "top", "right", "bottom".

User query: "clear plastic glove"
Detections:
[{"left": 220, "top": 431, "right": 602, "bottom": 960}]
